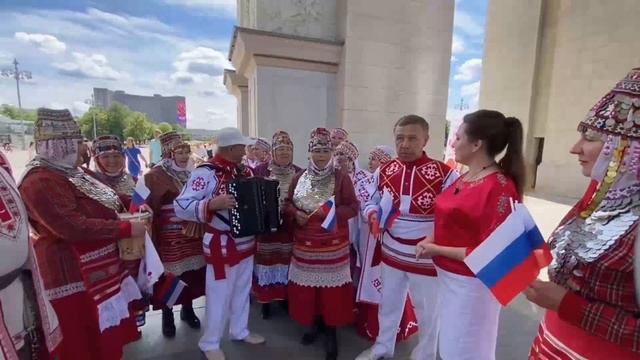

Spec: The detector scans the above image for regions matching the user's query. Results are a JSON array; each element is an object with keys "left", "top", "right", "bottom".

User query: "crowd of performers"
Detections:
[{"left": 0, "top": 67, "right": 639, "bottom": 360}]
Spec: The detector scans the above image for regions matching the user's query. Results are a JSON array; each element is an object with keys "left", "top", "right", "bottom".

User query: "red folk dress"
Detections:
[
  {"left": 252, "top": 162, "right": 301, "bottom": 303},
  {"left": 145, "top": 163, "right": 206, "bottom": 308},
  {"left": 19, "top": 164, "right": 139, "bottom": 360},
  {"left": 285, "top": 168, "right": 359, "bottom": 327}
]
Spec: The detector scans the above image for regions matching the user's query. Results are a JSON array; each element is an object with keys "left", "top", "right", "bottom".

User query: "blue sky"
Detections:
[{"left": 0, "top": 0, "right": 486, "bottom": 129}]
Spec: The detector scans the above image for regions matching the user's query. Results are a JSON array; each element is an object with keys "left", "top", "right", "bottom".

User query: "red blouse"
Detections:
[{"left": 433, "top": 172, "right": 520, "bottom": 276}]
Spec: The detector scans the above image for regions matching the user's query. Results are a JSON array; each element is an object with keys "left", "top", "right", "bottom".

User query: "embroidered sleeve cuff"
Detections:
[
  {"left": 118, "top": 221, "right": 132, "bottom": 239},
  {"left": 197, "top": 199, "right": 208, "bottom": 223},
  {"left": 557, "top": 291, "right": 587, "bottom": 326}
]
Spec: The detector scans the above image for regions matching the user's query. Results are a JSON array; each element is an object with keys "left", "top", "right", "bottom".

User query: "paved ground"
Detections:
[
  {"left": 4, "top": 149, "right": 571, "bottom": 360},
  {"left": 123, "top": 295, "right": 544, "bottom": 360}
]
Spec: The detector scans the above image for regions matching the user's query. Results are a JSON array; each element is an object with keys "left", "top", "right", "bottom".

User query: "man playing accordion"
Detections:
[{"left": 174, "top": 127, "right": 265, "bottom": 360}]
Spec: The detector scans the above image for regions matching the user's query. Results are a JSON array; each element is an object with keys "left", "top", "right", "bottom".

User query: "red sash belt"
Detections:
[
  {"left": 373, "top": 231, "right": 423, "bottom": 266},
  {"left": 205, "top": 225, "right": 240, "bottom": 280}
]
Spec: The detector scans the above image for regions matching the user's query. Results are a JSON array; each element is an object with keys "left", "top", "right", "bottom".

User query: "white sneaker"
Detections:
[
  {"left": 203, "top": 349, "right": 225, "bottom": 360},
  {"left": 234, "top": 332, "right": 266, "bottom": 345},
  {"left": 355, "top": 347, "right": 384, "bottom": 360}
]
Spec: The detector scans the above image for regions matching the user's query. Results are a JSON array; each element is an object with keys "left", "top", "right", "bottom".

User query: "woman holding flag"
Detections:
[
  {"left": 19, "top": 108, "right": 148, "bottom": 360},
  {"left": 145, "top": 131, "right": 205, "bottom": 338},
  {"left": 416, "top": 109, "right": 525, "bottom": 360},
  {"left": 284, "top": 127, "right": 359, "bottom": 360},
  {"left": 524, "top": 68, "right": 640, "bottom": 358}
]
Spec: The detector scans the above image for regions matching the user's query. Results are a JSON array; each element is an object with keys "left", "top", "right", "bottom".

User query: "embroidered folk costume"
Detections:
[
  {"left": 433, "top": 172, "right": 519, "bottom": 360},
  {"left": 330, "top": 128, "right": 349, "bottom": 150},
  {"left": 252, "top": 131, "right": 301, "bottom": 305},
  {"left": 145, "top": 131, "right": 205, "bottom": 335},
  {"left": 0, "top": 152, "right": 47, "bottom": 360},
  {"left": 362, "top": 152, "right": 456, "bottom": 360},
  {"left": 529, "top": 68, "right": 640, "bottom": 359},
  {"left": 252, "top": 137, "right": 272, "bottom": 167},
  {"left": 19, "top": 109, "right": 142, "bottom": 360},
  {"left": 174, "top": 127, "right": 263, "bottom": 359},
  {"left": 350, "top": 143, "right": 418, "bottom": 343},
  {"left": 284, "top": 128, "right": 358, "bottom": 360}
]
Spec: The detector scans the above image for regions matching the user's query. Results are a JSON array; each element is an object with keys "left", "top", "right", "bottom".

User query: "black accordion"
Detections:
[{"left": 226, "top": 177, "right": 281, "bottom": 238}]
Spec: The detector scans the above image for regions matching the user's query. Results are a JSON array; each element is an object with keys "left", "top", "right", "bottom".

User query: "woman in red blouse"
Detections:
[
  {"left": 284, "top": 128, "right": 359, "bottom": 360},
  {"left": 523, "top": 68, "right": 640, "bottom": 359},
  {"left": 416, "top": 110, "right": 525, "bottom": 360}
]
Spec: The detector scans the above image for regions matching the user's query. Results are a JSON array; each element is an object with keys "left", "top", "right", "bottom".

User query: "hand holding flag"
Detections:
[
  {"left": 130, "top": 176, "right": 151, "bottom": 213},
  {"left": 137, "top": 231, "right": 164, "bottom": 294},
  {"left": 378, "top": 189, "right": 399, "bottom": 231},
  {"left": 463, "top": 201, "right": 552, "bottom": 306},
  {"left": 318, "top": 196, "right": 337, "bottom": 232}
]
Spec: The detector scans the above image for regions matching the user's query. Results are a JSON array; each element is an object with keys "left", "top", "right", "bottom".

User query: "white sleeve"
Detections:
[
  {"left": 442, "top": 169, "right": 459, "bottom": 191},
  {"left": 363, "top": 168, "right": 381, "bottom": 221},
  {"left": 174, "top": 167, "right": 217, "bottom": 223}
]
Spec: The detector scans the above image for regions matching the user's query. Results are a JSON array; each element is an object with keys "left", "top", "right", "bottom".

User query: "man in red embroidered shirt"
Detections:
[
  {"left": 174, "top": 128, "right": 264, "bottom": 360},
  {"left": 356, "top": 115, "right": 457, "bottom": 360}
]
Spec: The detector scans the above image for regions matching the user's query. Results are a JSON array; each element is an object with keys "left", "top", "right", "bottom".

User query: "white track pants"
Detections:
[
  {"left": 372, "top": 264, "right": 439, "bottom": 360},
  {"left": 198, "top": 256, "right": 253, "bottom": 352}
]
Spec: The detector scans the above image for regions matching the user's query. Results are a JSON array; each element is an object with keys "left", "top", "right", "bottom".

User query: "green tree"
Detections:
[
  {"left": 0, "top": 104, "right": 37, "bottom": 122},
  {"left": 124, "top": 112, "right": 154, "bottom": 143},
  {"left": 172, "top": 124, "right": 191, "bottom": 141},
  {"left": 106, "top": 102, "right": 130, "bottom": 139},
  {"left": 157, "top": 122, "right": 173, "bottom": 134},
  {"left": 78, "top": 107, "right": 109, "bottom": 140}
]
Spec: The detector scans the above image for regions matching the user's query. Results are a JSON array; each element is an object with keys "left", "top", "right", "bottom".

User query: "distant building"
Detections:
[{"left": 93, "top": 88, "right": 187, "bottom": 126}]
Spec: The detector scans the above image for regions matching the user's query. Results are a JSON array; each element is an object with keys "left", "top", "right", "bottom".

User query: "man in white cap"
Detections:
[{"left": 174, "top": 127, "right": 264, "bottom": 360}]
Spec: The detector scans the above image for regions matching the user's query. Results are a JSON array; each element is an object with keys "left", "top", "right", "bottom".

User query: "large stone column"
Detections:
[
  {"left": 336, "top": 0, "right": 454, "bottom": 160},
  {"left": 224, "top": 70, "right": 249, "bottom": 135}
]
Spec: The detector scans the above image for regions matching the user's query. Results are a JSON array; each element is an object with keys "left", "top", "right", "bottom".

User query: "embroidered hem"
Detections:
[
  {"left": 288, "top": 261, "right": 352, "bottom": 288},
  {"left": 96, "top": 276, "right": 142, "bottom": 332},
  {"left": 163, "top": 255, "right": 206, "bottom": 277},
  {"left": 254, "top": 264, "right": 289, "bottom": 287},
  {"left": 45, "top": 282, "right": 86, "bottom": 301}
]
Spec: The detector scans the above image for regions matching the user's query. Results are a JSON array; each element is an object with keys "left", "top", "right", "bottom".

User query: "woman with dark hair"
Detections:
[{"left": 416, "top": 109, "right": 525, "bottom": 360}]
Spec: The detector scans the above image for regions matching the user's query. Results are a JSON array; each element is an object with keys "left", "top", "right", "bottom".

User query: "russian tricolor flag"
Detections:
[
  {"left": 320, "top": 196, "right": 337, "bottom": 232},
  {"left": 130, "top": 176, "right": 151, "bottom": 213},
  {"left": 377, "top": 189, "right": 399, "bottom": 231},
  {"left": 464, "top": 202, "right": 552, "bottom": 306}
]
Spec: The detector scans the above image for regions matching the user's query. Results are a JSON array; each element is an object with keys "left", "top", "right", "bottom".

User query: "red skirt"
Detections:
[
  {"left": 44, "top": 292, "right": 138, "bottom": 360},
  {"left": 288, "top": 282, "right": 354, "bottom": 327},
  {"left": 253, "top": 230, "right": 292, "bottom": 303},
  {"left": 356, "top": 298, "right": 419, "bottom": 341}
]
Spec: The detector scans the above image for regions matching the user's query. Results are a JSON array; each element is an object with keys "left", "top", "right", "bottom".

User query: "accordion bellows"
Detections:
[{"left": 227, "top": 177, "right": 281, "bottom": 238}]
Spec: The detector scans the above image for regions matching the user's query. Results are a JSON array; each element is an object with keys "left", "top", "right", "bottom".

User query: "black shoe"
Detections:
[
  {"left": 162, "top": 308, "right": 176, "bottom": 338},
  {"left": 301, "top": 317, "right": 324, "bottom": 345},
  {"left": 261, "top": 303, "right": 271, "bottom": 320},
  {"left": 180, "top": 304, "right": 201, "bottom": 329},
  {"left": 325, "top": 327, "right": 338, "bottom": 360}
]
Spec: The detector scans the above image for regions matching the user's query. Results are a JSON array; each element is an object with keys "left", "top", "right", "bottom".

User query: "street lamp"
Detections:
[
  {"left": 1, "top": 58, "right": 33, "bottom": 148},
  {"left": 84, "top": 94, "right": 98, "bottom": 139}
]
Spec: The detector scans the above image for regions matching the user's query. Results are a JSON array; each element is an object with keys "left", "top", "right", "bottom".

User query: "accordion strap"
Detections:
[{"left": 215, "top": 212, "right": 231, "bottom": 227}]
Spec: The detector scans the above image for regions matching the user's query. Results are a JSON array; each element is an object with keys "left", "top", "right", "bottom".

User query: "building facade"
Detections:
[
  {"left": 479, "top": 0, "right": 640, "bottom": 199},
  {"left": 224, "top": 0, "right": 454, "bottom": 166},
  {"left": 93, "top": 88, "right": 187, "bottom": 127}
]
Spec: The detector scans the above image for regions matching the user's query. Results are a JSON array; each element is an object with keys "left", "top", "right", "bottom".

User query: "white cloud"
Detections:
[
  {"left": 451, "top": 56, "right": 458, "bottom": 62},
  {"left": 461, "top": 80, "right": 480, "bottom": 107},
  {"left": 454, "top": 10, "right": 484, "bottom": 37},
  {"left": 451, "top": 35, "right": 464, "bottom": 54},
  {"left": 171, "top": 47, "right": 231, "bottom": 84},
  {"left": 53, "top": 52, "right": 129, "bottom": 80},
  {"left": 454, "top": 58, "right": 482, "bottom": 81},
  {"left": 15, "top": 32, "right": 66, "bottom": 54},
  {"left": 72, "top": 100, "right": 90, "bottom": 116},
  {"left": 164, "top": 0, "right": 236, "bottom": 18}
]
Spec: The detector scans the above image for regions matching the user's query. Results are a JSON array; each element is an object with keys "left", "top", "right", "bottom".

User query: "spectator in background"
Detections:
[
  {"left": 149, "top": 128, "right": 163, "bottom": 167},
  {"left": 125, "top": 137, "right": 148, "bottom": 182},
  {"left": 80, "top": 138, "right": 92, "bottom": 169}
]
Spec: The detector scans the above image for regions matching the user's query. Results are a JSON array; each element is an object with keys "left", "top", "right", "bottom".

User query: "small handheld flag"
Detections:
[
  {"left": 378, "top": 189, "right": 399, "bottom": 231},
  {"left": 151, "top": 273, "right": 187, "bottom": 308},
  {"left": 130, "top": 176, "right": 151, "bottom": 213},
  {"left": 137, "top": 231, "right": 164, "bottom": 295},
  {"left": 464, "top": 201, "right": 552, "bottom": 306},
  {"left": 320, "top": 196, "right": 337, "bottom": 232}
]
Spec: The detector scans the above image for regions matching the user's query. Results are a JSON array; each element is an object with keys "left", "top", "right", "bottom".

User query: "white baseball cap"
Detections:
[{"left": 212, "top": 127, "right": 256, "bottom": 147}]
